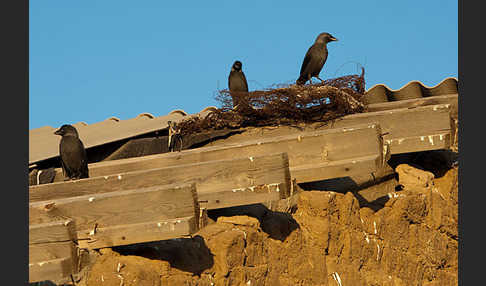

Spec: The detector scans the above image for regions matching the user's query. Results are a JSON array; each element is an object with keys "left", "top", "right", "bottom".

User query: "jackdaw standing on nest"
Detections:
[
  {"left": 296, "top": 32, "right": 338, "bottom": 85},
  {"left": 54, "top": 124, "right": 89, "bottom": 180},
  {"left": 228, "top": 60, "right": 249, "bottom": 110}
]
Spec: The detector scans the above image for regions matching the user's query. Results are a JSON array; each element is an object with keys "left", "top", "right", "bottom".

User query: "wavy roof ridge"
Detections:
[{"left": 366, "top": 77, "right": 458, "bottom": 94}]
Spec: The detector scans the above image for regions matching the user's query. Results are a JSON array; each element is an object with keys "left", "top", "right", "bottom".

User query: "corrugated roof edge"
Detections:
[
  {"left": 28, "top": 106, "right": 219, "bottom": 165},
  {"left": 169, "top": 109, "right": 188, "bottom": 116},
  {"left": 30, "top": 107, "right": 212, "bottom": 132},
  {"left": 364, "top": 77, "right": 458, "bottom": 103},
  {"left": 30, "top": 76, "right": 458, "bottom": 134},
  {"left": 136, "top": 113, "right": 155, "bottom": 119}
]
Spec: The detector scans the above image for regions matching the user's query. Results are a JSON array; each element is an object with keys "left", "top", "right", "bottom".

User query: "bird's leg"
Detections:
[
  {"left": 316, "top": 76, "right": 325, "bottom": 83},
  {"left": 309, "top": 77, "right": 313, "bottom": 85}
]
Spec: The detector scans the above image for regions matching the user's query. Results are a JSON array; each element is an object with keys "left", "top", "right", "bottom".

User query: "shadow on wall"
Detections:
[
  {"left": 112, "top": 203, "right": 301, "bottom": 275},
  {"left": 113, "top": 235, "right": 214, "bottom": 275},
  {"left": 29, "top": 281, "right": 58, "bottom": 286},
  {"left": 29, "top": 171, "right": 298, "bottom": 277},
  {"left": 384, "top": 150, "right": 458, "bottom": 179},
  {"left": 208, "top": 203, "right": 300, "bottom": 242},
  {"left": 298, "top": 173, "right": 396, "bottom": 212}
]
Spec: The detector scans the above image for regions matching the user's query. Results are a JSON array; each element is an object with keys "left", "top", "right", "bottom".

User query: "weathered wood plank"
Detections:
[
  {"left": 29, "top": 241, "right": 75, "bottom": 263},
  {"left": 29, "top": 219, "right": 76, "bottom": 244},
  {"left": 30, "top": 153, "right": 291, "bottom": 203},
  {"left": 29, "top": 219, "right": 79, "bottom": 283},
  {"left": 290, "top": 154, "right": 381, "bottom": 183},
  {"left": 314, "top": 104, "right": 452, "bottom": 154},
  {"left": 199, "top": 182, "right": 284, "bottom": 210},
  {"left": 384, "top": 132, "right": 451, "bottom": 154},
  {"left": 102, "top": 129, "right": 240, "bottom": 161},
  {"left": 327, "top": 104, "right": 451, "bottom": 136},
  {"left": 29, "top": 240, "right": 78, "bottom": 282},
  {"left": 77, "top": 216, "right": 197, "bottom": 249},
  {"left": 29, "top": 183, "right": 199, "bottom": 238},
  {"left": 45, "top": 122, "right": 383, "bottom": 184},
  {"left": 29, "top": 257, "right": 73, "bottom": 283},
  {"left": 366, "top": 94, "right": 458, "bottom": 118}
]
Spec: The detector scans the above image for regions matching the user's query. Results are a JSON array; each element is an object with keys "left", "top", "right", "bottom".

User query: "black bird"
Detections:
[
  {"left": 296, "top": 32, "right": 338, "bottom": 85},
  {"left": 228, "top": 60, "right": 249, "bottom": 109},
  {"left": 167, "top": 120, "right": 182, "bottom": 152},
  {"left": 54, "top": 124, "right": 89, "bottom": 180}
]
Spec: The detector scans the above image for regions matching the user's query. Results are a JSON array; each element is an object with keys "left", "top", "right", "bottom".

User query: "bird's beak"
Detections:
[
  {"left": 54, "top": 129, "right": 62, "bottom": 135},
  {"left": 330, "top": 37, "right": 338, "bottom": 42}
]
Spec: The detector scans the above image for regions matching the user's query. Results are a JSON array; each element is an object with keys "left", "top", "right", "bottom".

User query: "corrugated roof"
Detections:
[
  {"left": 363, "top": 77, "right": 458, "bottom": 104},
  {"left": 29, "top": 107, "right": 217, "bottom": 165},
  {"left": 29, "top": 77, "right": 458, "bottom": 166}
]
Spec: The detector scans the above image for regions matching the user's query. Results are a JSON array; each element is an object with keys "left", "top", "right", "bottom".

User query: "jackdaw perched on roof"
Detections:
[
  {"left": 296, "top": 32, "right": 338, "bottom": 85},
  {"left": 54, "top": 124, "right": 89, "bottom": 180},
  {"left": 167, "top": 120, "right": 182, "bottom": 152},
  {"left": 228, "top": 60, "right": 249, "bottom": 110}
]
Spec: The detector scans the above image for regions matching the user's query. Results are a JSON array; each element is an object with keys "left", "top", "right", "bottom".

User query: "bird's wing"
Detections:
[
  {"left": 60, "top": 137, "right": 88, "bottom": 177},
  {"left": 228, "top": 72, "right": 233, "bottom": 90},
  {"left": 229, "top": 71, "right": 248, "bottom": 92},
  {"left": 59, "top": 141, "right": 69, "bottom": 178},
  {"left": 78, "top": 140, "right": 89, "bottom": 178},
  {"left": 241, "top": 71, "right": 248, "bottom": 92},
  {"left": 299, "top": 45, "right": 317, "bottom": 76},
  {"left": 68, "top": 139, "right": 89, "bottom": 178},
  {"left": 60, "top": 158, "right": 68, "bottom": 178}
]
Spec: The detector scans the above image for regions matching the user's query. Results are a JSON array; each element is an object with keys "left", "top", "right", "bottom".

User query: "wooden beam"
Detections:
[
  {"left": 29, "top": 257, "right": 74, "bottom": 283},
  {"left": 384, "top": 132, "right": 451, "bottom": 154},
  {"left": 199, "top": 182, "right": 284, "bottom": 210},
  {"left": 29, "top": 219, "right": 76, "bottom": 244},
  {"left": 102, "top": 129, "right": 240, "bottom": 161},
  {"left": 366, "top": 95, "right": 458, "bottom": 154},
  {"left": 29, "top": 153, "right": 291, "bottom": 203},
  {"left": 307, "top": 104, "right": 452, "bottom": 154},
  {"left": 44, "top": 122, "right": 383, "bottom": 185},
  {"left": 77, "top": 216, "right": 197, "bottom": 249},
  {"left": 327, "top": 104, "right": 451, "bottom": 135},
  {"left": 365, "top": 94, "right": 458, "bottom": 118},
  {"left": 29, "top": 241, "right": 75, "bottom": 264},
  {"left": 29, "top": 219, "right": 79, "bottom": 282},
  {"left": 29, "top": 183, "right": 199, "bottom": 238},
  {"left": 290, "top": 154, "right": 381, "bottom": 183},
  {"left": 29, "top": 241, "right": 78, "bottom": 282}
]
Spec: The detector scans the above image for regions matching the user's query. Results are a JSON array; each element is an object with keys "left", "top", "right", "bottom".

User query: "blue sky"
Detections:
[{"left": 29, "top": 1, "right": 458, "bottom": 130}]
